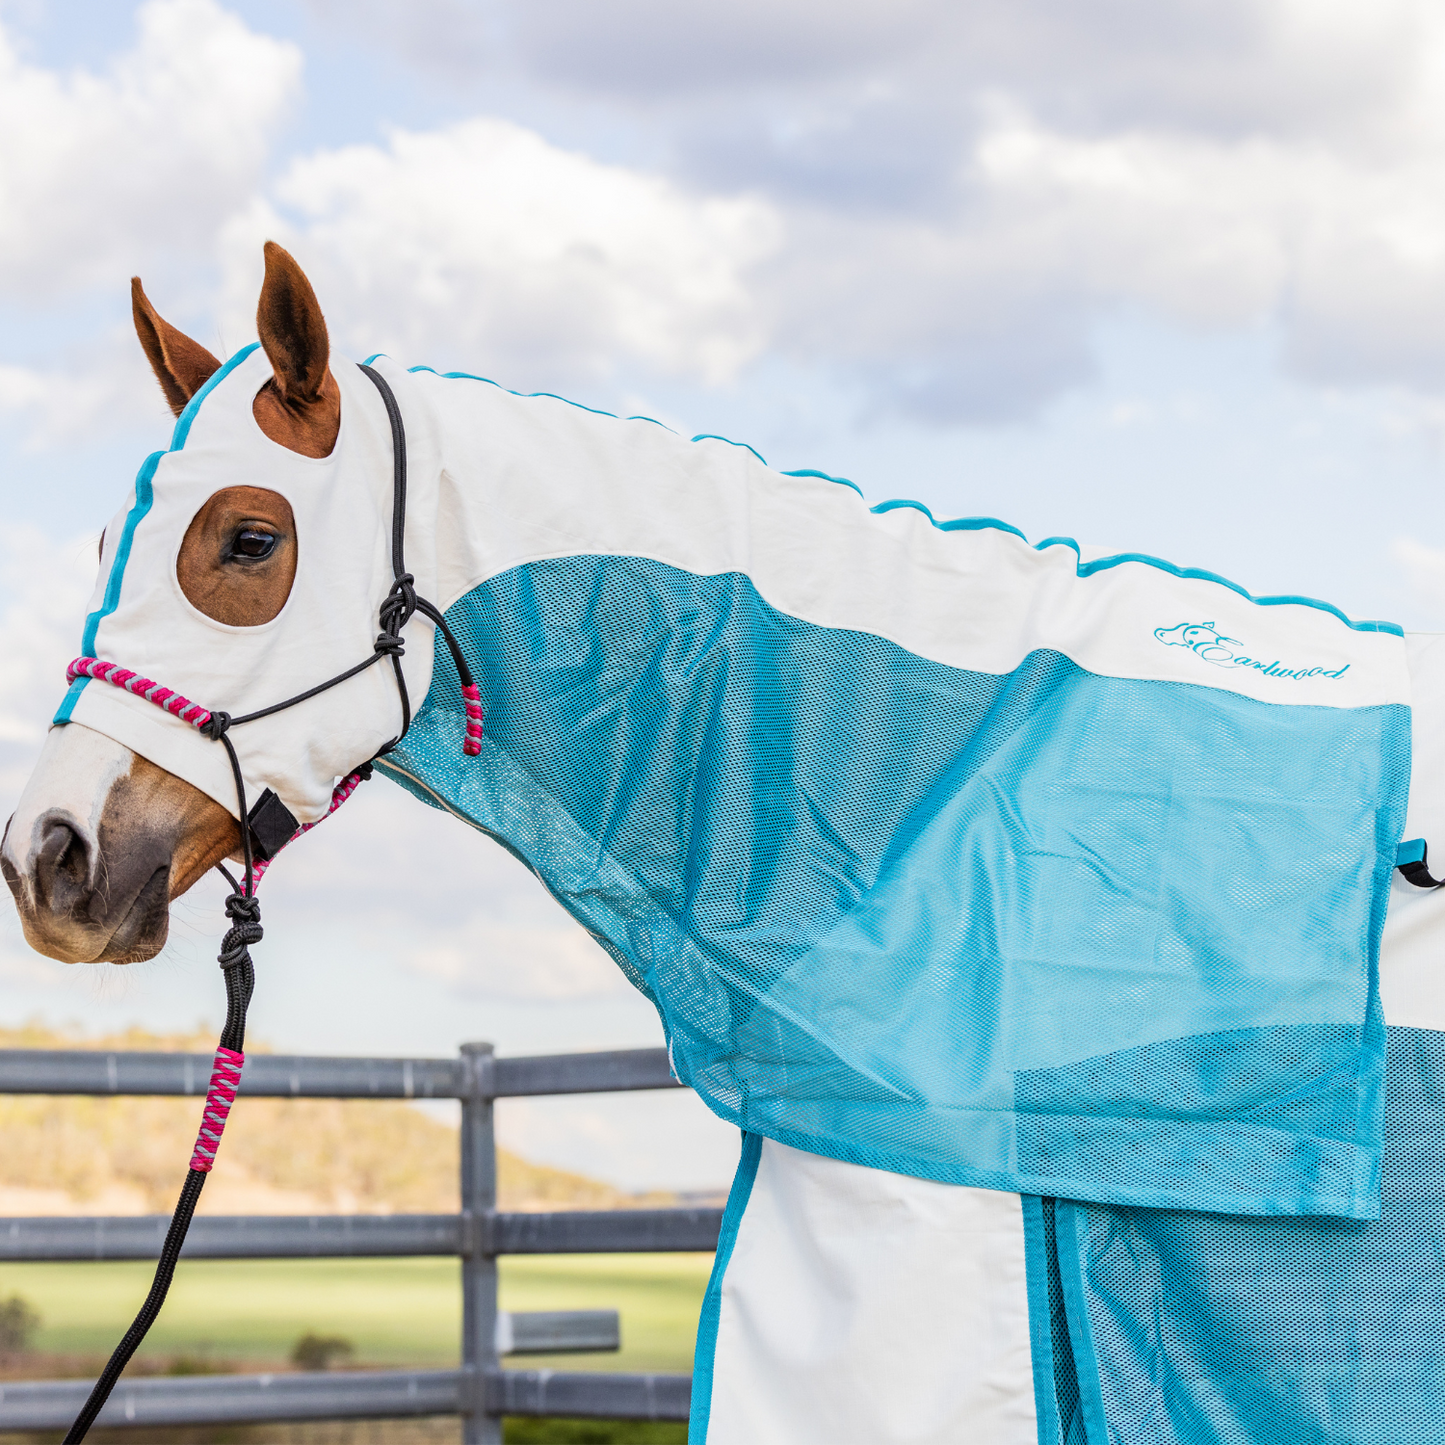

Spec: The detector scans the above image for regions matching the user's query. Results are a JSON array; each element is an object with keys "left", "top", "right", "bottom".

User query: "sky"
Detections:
[{"left": 8, "top": 0, "right": 1445, "bottom": 1189}]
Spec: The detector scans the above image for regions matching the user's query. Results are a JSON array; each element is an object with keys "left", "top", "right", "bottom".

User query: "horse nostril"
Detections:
[{"left": 33, "top": 818, "right": 93, "bottom": 908}]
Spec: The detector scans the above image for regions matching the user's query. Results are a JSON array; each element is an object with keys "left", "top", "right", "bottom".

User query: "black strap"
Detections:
[{"left": 1398, "top": 840, "right": 1445, "bottom": 890}]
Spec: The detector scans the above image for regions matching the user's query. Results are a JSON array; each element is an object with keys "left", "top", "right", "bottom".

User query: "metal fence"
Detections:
[{"left": 0, "top": 1044, "right": 723, "bottom": 1441}]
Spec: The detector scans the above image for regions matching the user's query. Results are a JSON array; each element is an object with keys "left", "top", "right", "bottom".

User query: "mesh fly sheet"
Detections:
[{"left": 373, "top": 364, "right": 1412, "bottom": 1217}]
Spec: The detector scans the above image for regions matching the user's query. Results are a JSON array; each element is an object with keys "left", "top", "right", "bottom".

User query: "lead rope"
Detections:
[{"left": 62, "top": 364, "right": 479, "bottom": 1441}]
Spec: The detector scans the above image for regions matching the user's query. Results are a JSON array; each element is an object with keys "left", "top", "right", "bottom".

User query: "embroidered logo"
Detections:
[{"left": 1153, "top": 622, "right": 1349, "bottom": 680}]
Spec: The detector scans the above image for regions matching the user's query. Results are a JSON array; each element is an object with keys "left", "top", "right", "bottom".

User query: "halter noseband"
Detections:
[{"left": 61, "top": 364, "right": 482, "bottom": 1443}]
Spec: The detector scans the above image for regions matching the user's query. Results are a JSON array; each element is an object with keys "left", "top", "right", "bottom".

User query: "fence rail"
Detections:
[
  {"left": 0, "top": 1207, "right": 723, "bottom": 1261},
  {"left": 0, "top": 1045, "right": 678, "bottom": 1100},
  {"left": 0, "top": 1044, "right": 710, "bottom": 1442}
]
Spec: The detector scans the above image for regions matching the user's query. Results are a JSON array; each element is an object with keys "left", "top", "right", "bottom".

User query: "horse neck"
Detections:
[{"left": 418, "top": 368, "right": 693, "bottom": 624}]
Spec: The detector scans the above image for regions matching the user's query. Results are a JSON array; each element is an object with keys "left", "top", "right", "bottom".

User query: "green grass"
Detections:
[{"left": 0, "top": 1253, "right": 713, "bottom": 1374}]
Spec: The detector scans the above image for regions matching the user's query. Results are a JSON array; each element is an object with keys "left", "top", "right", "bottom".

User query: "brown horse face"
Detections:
[
  {"left": 3, "top": 243, "right": 343, "bottom": 964},
  {"left": 2, "top": 723, "right": 239, "bottom": 963}
]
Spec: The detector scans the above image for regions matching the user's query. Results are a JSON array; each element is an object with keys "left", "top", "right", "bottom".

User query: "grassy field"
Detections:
[{"left": 0, "top": 1253, "right": 713, "bottom": 1374}]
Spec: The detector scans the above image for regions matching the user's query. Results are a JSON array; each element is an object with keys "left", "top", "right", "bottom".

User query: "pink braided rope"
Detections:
[
  {"left": 189, "top": 1046, "right": 244, "bottom": 1172},
  {"left": 66, "top": 657, "right": 212, "bottom": 731},
  {"left": 65, "top": 652, "right": 482, "bottom": 879},
  {"left": 248, "top": 768, "right": 367, "bottom": 887},
  {"left": 462, "top": 683, "right": 484, "bottom": 757},
  {"left": 67, "top": 655, "right": 365, "bottom": 883}
]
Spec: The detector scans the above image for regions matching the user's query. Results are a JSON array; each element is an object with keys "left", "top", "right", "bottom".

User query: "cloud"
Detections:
[
  {"left": 405, "top": 923, "right": 627, "bottom": 1001},
  {"left": 17, "top": 0, "right": 1445, "bottom": 432},
  {"left": 1393, "top": 537, "right": 1445, "bottom": 624},
  {"left": 0, "top": 344, "right": 163, "bottom": 449},
  {"left": 278, "top": 0, "right": 1445, "bottom": 419},
  {"left": 500, "top": 0, "right": 1423, "bottom": 140},
  {"left": 0, "top": 527, "right": 97, "bottom": 813},
  {"left": 218, "top": 118, "right": 780, "bottom": 388},
  {"left": 0, "top": 0, "right": 299, "bottom": 300},
  {"left": 252, "top": 777, "right": 636, "bottom": 1002}
]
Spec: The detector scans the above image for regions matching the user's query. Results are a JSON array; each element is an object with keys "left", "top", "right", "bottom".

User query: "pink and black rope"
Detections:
[
  {"left": 66, "top": 656, "right": 483, "bottom": 843},
  {"left": 62, "top": 653, "right": 484, "bottom": 1172}
]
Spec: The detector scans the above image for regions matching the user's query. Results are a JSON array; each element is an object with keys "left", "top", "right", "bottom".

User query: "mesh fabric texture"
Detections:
[
  {"left": 1045, "top": 1025, "right": 1445, "bottom": 1444},
  {"left": 378, "top": 555, "right": 1408, "bottom": 1213}
]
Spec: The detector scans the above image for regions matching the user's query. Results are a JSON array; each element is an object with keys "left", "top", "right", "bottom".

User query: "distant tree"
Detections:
[
  {"left": 290, "top": 1331, "right": 355, "bottom": 1371},
  {"left": 0, "top": 1295, "right": 40, "bottom": 1352}
]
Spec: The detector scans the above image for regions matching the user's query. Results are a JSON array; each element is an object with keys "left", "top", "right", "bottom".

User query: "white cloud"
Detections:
[
  {"left": 0, "top": 527, "right": 96, "bottom": 754},
  {"left": 405, "top": 922, "right": 629, "bottom": 1001},
  {"left": 0, "top": 346, "right": 162, "bottom": 449},
  {"left": 16, "top": 0, "right": 1445, "bottom": 431},
  {"left": 250, "top": 778, "right": 637, "bottom": 1004},
  {"left": 0, "top": 0, "right": 299, "bottom": 298},
  {"left": 218, "top": 118, "right": 780, "bottom": 388},
  {"left": 1394, "top": 537, "right": 1445, "bottom": 625}
]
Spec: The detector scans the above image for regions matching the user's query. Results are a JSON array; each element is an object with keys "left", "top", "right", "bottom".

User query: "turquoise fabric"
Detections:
[
  {"left": 689, "top": 1131, "right": 762, "bottom": 1443},
  {"left": 1040, "top": 1025, "right": 1445, "bottom": 1443},
  {"left": 378, "top": 554, "right": 1409, "bottom": 1214}
]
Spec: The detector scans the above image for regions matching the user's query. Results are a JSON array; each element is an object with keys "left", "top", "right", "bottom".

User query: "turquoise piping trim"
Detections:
[
  {"left": 399, "top": 362, "right": 682, "bottom": 431},
  {"left": 691, "top": 433, "right": 769, "bottom": 466},
  {"left": 782, "top": 466, "right": 864, "bottom": 497},
  {"left": 54, "top": 343, "right": 261, "bottom": 724},
  {"left": 394, "top": 359, "right": 1402, "bottom": 637},
  {"left": 1020, "top": 1196, "right": 1060, "bottom": 1445},
  {"left": 1054, "top": 1203, "right": 1110, "bottom": 1445},
  {"left": 54, "top": 449, "right": 161, "bottom": 723},
  {"left": 1398, "top": 838, "right": 1427, "bottom": 866},
  {"left": 169, "top": 342, "right": 259, "bottom": 450},
  {"left": 689, "top": 1131, "right": 762, "bottom": 1443}
]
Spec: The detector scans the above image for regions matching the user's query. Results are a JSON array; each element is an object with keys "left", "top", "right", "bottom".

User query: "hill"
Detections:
[{"left": 0, "top": 1024, "right": 671, "bottom": 1216}]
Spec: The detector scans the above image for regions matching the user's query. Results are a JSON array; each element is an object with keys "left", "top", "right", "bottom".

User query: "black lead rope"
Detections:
[{"left": 64, "top": 364, "right": 477, "bottom": 1441}]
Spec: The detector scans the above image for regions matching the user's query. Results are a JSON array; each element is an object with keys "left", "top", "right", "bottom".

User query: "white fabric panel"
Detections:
[
  {"left": 418, "top": 370, "right": 1408, "bottom": 710},
  {"left": 65, "top": 352, "right": 437, "bottom": 823},
  {"left": 1380, "top": 632, "right": 1445, "bottom": 1029},
  {"left": 60, "top": 353, "right": 1411, "bottom": 830},
  {"left": 704, "top": 1139, "right": 1037, "bottom": 1445}
]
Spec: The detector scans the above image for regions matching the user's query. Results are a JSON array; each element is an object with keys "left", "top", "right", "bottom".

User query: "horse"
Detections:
[{"left": 5, "top": 242, "right": 1445, "bottom": 1444}]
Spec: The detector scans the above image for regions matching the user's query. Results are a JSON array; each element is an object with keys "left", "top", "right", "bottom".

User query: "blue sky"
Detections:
[{"left": 5, "top": 0, "right": 1445, "bottom": 1187}]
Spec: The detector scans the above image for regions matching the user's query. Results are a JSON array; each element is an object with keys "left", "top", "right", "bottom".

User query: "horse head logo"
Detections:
[{"left": 1153, "top": 621, "right": 1241, "bottom": 667}]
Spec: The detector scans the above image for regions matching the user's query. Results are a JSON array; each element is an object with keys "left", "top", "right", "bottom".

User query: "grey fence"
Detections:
[{"left": 0, "top": 1044, "right": 723, "bottom": 1441}]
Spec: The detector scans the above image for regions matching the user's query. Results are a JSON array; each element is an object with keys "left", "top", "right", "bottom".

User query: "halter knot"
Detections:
[
  {"left": 218, "top": 891, "right": 263, "bottom": 970},
  {"left": 379, "top": 574, "right": 417, "bottom": 633},
  {"left": 200, "top": 711, "right": 232, "bottom": 741}
]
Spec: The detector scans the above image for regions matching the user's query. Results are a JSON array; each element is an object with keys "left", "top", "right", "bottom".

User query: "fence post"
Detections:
[{"left": 460, "top": 1041, "right": 501, "bottom": 1445}]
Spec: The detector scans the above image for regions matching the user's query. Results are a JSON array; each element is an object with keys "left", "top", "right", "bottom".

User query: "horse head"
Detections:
[{"left": 2, "top": 244, "right": 432, "bottom": 963}]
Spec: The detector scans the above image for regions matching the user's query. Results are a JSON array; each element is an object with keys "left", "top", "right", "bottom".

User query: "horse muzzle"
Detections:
[{"left": 2, "top": 806, "right": 173, "bottom": 963}]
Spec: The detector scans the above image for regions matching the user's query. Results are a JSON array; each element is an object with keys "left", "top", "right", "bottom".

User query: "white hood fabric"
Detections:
[{"left": 55, "top": 347, "right": 436, "bottom": 826}]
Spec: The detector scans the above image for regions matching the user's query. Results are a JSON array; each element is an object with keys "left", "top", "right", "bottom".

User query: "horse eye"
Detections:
[{"left": 232, "top": 529, "right": 278, "bottom": 560}]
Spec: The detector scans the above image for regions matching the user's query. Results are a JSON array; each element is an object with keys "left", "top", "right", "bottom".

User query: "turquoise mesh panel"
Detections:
[
  {"left": 1053, "top": 1025, "right": 1445, "bottom": 1443},
  {"left": 378, "top": 556, "right": 1408, "bottom": 1213}
]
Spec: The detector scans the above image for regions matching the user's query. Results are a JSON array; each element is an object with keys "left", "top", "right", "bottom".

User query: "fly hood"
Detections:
[{"left": 54, "top": 347, "right": 439, "bottom": 826}]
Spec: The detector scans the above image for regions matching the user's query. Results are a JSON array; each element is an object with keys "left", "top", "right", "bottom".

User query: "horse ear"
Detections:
[
  {"left": 132, "top": 279, "right": 223, "bottom": 418},
  {"left": 256, "top": 241, "right": 331, "bottom": 404}
]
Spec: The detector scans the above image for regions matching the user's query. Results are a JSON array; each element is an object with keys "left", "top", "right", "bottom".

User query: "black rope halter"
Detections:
[{"left": 63, "top": 364, "right": 478, "bottom": 1442}]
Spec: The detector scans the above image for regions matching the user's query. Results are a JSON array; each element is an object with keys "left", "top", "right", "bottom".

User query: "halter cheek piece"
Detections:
[{"left": 60, "top": 366, "right": 482, "bottom": 1444}]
